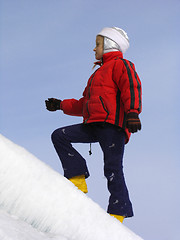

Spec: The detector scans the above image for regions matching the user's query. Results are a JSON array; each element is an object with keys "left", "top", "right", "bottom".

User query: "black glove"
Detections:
[
  {"left": 126, "top": 112, "right": 141, "bottom": 133},
  {"left": 45, "top": 98, "right": 61, "bottom": 111}
]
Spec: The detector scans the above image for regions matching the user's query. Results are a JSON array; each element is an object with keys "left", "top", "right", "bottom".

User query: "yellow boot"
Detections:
[
  {"left": 110, "top": 214, "right": 125, "bottom": 223},
  {"left": 69, "top": 175, "right": 88, "bottom": 193}
]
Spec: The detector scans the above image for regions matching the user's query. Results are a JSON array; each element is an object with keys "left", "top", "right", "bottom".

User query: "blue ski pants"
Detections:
[{"left": 51, "top": 123, "right": 133, "bottom": 217}]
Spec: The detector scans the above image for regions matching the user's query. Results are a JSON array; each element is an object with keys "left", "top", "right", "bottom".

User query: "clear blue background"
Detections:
[{"left": 1, "top": 0, "right": 180, "bottom": 239}]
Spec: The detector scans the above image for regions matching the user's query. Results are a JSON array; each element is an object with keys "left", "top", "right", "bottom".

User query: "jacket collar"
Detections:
[
  {"left": 94, "top": 51, "right": 123, "bottom": 66},
  {"left": 102, "top": 51, "right": 123, "bottom": 63}
]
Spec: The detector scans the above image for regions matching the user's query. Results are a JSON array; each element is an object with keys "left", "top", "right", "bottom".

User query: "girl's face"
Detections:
[{"left": 94, "top": 35, "right": 104, "bottom": 60}]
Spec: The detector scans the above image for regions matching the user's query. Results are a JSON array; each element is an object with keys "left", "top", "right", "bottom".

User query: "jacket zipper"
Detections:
[
  {"left": 99, "top": 96, "right": 109, "bottom": 122},
  {"left": 84, "top": 71, "right": 97, "bottom": 123}
]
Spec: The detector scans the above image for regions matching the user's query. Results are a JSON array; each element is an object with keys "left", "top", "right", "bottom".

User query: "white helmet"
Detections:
[{"left": 98, "top": 27, "right": 129, "bottom": 54}]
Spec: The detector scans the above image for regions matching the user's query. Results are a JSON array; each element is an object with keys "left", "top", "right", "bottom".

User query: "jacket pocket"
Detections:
[{"left": 99, "top": 96, "right": 109, "bottom": 121}]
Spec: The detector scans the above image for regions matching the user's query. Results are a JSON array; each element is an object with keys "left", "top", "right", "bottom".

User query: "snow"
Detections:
[
  {"left": 0, "top": 134, "right": 143, "bottom": 240},
  {"left": 0, "top": 210, "right": 66, "bottom": 240}
]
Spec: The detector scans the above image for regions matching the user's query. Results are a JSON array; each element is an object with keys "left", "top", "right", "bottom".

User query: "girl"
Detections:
[{"left": 45, "top": 27, "right": 142, "bottom": 223}]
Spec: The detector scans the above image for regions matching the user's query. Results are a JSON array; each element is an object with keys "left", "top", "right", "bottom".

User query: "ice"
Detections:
[{"left": 0, "top": 134, "right": 143, "bottom": 240}]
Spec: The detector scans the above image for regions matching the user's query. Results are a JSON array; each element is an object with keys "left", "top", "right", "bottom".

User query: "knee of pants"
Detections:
[{"left": 51, "top": 128, "right": 64, "bottom": 144}]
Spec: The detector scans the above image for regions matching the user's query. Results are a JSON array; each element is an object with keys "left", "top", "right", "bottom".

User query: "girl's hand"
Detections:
[
  {"left": 126, "top": 112, "right": 141, "bottom": 133},
  {"left": 45, "top": 98, "right": 61, "bottom": 111}
]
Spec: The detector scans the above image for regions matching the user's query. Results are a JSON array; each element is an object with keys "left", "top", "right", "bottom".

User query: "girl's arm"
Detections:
[
  {"left": 113, "top": 59, "right": 142, "bottom": 114},
  {"left": 60, "top": 97, "right": 84, "bottom": 116},
  {"left": 60, "top": 86, "right": 87, "bottom": 116}
]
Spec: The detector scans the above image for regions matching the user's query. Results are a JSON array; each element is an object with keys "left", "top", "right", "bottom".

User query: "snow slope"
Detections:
[
  {"left": 0, "top": 134, "right": 143, "bottom": 240},
  {"left": 0, "top": 209, "right": 67, "bottom": 240}
]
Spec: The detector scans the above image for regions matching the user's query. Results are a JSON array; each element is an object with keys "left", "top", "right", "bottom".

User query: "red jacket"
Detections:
[{"left": 61, "top": 51, "right": 142, "bottom": 143}]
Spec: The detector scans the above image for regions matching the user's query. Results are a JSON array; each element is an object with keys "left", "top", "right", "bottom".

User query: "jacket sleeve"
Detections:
[
  {"left": 60, "top": 87, "right": 87, "bottom": 116},
  {"left": 61, "top": 97, "right": 84, "bottom": 116},
  {"left": 113, "top": 59, "right": 142, "bottom": 114}
]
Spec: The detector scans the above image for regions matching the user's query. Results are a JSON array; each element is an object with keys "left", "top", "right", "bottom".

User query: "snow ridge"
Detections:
[{"left": 0, "top": 134, "right": 143, "bottom": 240}]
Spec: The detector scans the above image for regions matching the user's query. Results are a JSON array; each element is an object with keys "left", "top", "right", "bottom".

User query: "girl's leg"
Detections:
[
  {"left": 97, "top": 124, "right": 134, "bottom": 217},
  {"left": 51, "top": 123, "right": 97, "bottom": 179}
]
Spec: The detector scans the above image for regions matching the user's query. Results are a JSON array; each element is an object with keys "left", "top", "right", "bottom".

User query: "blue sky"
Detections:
[{"left": 1, "top": 0, "right": 180, "bottom": 239}]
